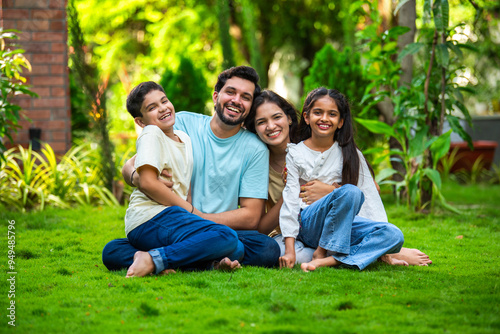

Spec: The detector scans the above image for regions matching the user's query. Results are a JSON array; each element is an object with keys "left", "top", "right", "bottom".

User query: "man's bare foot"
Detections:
[
  {"left": 213, "top": 257, "right": 241, "bottom": 271},
  {"left": 159, "top": 269, "right": 176, "bottom": 276},
  {"left": 312, "top": 247, "right": 327, "bottom": 260},
  {"left": 391, "top": 248, "right": 432, "bottom": 266},
  {"left": 300, "top": 256, "right": 339, "bottom": 272},
  {"left": 380, "top": 254, "right": 409, "bottom": 266},
  {"left": 126, "top": 251, "right": 155, "bottom": 278}
]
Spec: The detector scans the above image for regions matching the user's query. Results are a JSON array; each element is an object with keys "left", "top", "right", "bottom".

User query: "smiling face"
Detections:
[
  {"left": 135, "top": 90, "right": 175, "bottom": 133},
  {"left": 304, "top": 96, "right": 344, "bottom": 141},
  {"left": 254, "top": 102, "right": 291, "bottom": 148},
  {"left": 212, "top": 77, "right": 255, "bottom": 126}
]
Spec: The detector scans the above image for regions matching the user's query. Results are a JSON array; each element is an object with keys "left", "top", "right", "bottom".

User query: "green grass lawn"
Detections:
[{"left": 1, "top": 183, "right": 499, "bottom": 333}]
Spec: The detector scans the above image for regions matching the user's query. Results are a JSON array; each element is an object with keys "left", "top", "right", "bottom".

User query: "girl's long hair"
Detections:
[
  {"left": 297, "top": 87, "right": 360, "bottom": 185},
  {"left": 244, "top": 90, "right": 300, "bottom": 144}
]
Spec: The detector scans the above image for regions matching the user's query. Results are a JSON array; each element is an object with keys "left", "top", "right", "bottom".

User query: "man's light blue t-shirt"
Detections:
[{"left": 174, "top": 111, "right": 269, "bottom": 214}]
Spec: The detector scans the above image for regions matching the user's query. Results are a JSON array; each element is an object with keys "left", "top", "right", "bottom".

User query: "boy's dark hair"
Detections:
[
  {"left": 126, "top": 81, "right": 166, "bottom": 118},
  {"left": 244, "top": 90, "right": 300, "bottom": 144},
  {"left": 214, "top": 66, "right": 261, "bottom": 96}
]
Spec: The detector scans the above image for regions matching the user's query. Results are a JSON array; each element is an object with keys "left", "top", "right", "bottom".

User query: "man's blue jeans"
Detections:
[
  {"left": 103, "top": 211, "right": 280, "bottom": 271},
  {"left": 126, "top": 206, "right": 243, "bottom": 274},
  {"left": 298, "top": 184, "right": 404, "bottom": 270}
]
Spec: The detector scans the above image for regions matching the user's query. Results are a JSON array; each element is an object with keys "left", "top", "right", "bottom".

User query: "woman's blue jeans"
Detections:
[
  {"left": 298, "top": 184, "right": 404, "bottom": 270},
  {"left": 126, "top": 206, "right": 243, "bottom": 274}
]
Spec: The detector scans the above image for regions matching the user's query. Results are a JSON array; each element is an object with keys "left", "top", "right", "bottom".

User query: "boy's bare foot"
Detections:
[
  {"left": 213, "top": 257, "right": 241, "bottom": 271},
  {"left": 380, "top": 254, "right": 409, "bottom": 266},
  {"left": 300, "top": 256, "right": 339, "bottom": 272},
  {"left": 391, "top": 248, "right": 432, "bottom": 266},
  {"left": 312, "top": 247, "right": 327, "bottom": 260},
  {"left": 126, "top": 251, "right": 155, "bottom": 278}
]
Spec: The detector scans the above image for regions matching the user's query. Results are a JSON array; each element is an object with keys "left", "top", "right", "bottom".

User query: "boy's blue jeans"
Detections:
[
  {"left": 103, "top": 208, "right": 280, "bottom": 272},
  {"left": 126, "top": 206, "right": 243, "bottom": 274},
  {"left": 298, "top": 184, "right": 404, "bottom": 270}
]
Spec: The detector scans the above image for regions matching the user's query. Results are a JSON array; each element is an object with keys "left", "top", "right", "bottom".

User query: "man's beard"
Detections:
[{"left": 215, "top": 101, "right": 246, "bottom": 126}]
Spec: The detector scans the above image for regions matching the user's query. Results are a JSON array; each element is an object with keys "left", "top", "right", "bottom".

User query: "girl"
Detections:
[{"left": 279, "top": 87, "right": 407, "bottom": 271}]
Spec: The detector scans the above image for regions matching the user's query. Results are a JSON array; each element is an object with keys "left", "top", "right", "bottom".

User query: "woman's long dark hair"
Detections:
[
  {"left": 297, "top": 87, "right": 360, "bottom": 186},
  {"left": 244, "top": 90, "right": 300, "bottom": 144}
]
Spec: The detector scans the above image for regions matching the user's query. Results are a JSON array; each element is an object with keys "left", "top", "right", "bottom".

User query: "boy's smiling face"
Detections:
[{"left": 135, "top": 90, "right": 176, "bottom": 133}]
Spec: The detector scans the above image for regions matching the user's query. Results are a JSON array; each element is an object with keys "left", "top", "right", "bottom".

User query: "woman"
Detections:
[{"left": 244, "top": 90, "right": 432, "bottom": 267}]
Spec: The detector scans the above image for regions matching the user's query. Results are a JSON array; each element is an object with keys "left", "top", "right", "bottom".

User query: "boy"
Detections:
[{"left": 124, "top": 81, "right": 242, "bottom": 277}]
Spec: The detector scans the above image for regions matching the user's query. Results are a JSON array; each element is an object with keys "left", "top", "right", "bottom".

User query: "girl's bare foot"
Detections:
[
  {"left": 380, "top": 254, "right": 409, "bottom": 266},
  {"left": 312, "top": 247, "right": 327, "bottom": 260},
  {"left": 126, "top": 251, "right": 155, "bottom": 277},
  {"left": 391, "top": 248, "right": 432, "bottom": 266},
  {"left": 300, "top": 256, "right": 339, "bottom": 272},
  {"left": 213, "top": 257, "right": 241, "bottom": 271}
]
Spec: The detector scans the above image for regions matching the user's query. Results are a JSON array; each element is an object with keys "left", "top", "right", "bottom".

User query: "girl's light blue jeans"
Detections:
[{"left": 298, "top": 184, "right": 404, "bottom": 270}]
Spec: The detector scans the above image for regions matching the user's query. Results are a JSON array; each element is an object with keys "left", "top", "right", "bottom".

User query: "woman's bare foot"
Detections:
[
  {"left": 312, "top": 247, "right": 327, "bottom": 260},
  {"left": 213, "top": 257, "right": 241, "bottom": 271},
  {"left": 390, "top": 248, "right": 432, "bottom": 266},
  {"left": 126, "top": 251, "right": 155, "bottom": 277},
  {"left": 300, "top": 256, "right": 339, "bottom": 272},
  {"left": 380, "top": 254, "right": 409, "bottom": 266}
]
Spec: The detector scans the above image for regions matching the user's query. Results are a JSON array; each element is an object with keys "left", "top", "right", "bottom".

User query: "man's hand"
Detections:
[
  {"left": 299, "top": 180, "right": 340, "bottom": 205},
  {"left": 159, "top": 169, "right": 174, "bottom": 189}
]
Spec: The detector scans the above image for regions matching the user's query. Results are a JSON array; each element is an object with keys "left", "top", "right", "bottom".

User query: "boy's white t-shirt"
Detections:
[{"left": 124, "top": 125, "right": 193, "bottom": 235}]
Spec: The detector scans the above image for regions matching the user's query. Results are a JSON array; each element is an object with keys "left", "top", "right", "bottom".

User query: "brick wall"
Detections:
[{"left": 1, "top": 0, "right": 71, "bottom": 155}]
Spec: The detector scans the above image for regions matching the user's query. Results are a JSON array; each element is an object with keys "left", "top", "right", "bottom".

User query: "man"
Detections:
[{"left": 102, "top": 66, "right": 280, "bottom": 271}]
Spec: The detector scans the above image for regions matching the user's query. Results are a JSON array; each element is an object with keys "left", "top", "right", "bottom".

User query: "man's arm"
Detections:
[
  {"left": 200, "top": 197, "right": 265, "bottom": 230},
  {"left": 122, "top": 155, "right": 137, "bottom": 187}
]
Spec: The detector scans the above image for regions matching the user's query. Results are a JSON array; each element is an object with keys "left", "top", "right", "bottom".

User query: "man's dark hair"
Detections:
[
  {"left": 214, "top": 66, "right": 261, "bottom": 96},
  {"left": 126, "top": 81, "right": 166, "bottom": 118}
]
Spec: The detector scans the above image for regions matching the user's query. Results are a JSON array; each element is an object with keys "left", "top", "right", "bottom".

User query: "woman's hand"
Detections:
[{"left": 299, "top": 180, "right": 340, "bottom": 205}]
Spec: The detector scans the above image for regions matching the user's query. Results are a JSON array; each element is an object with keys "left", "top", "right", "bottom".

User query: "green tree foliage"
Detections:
[
  {"left": 0, "top": 28, "right": 38, "bottom": 161},
  {"left": 302, "top": 44, "right": 376, "bottom": 150},
  {"left": 67, "top": 0, "right": 115, "bottom": 191},
  {"left": 159, "top": 57, "right": 211, "bottom": 115}
]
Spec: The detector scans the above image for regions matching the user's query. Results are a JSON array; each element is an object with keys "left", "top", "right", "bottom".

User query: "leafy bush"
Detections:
[
  {"left": 160, "top": 56, "right": 211, "bottom": 115},
  {"left": 0, "top": 142, "right": 119, "bottom": 211},
  {"left": 0, "top": 28, "right": 38, "bottom": 160}
]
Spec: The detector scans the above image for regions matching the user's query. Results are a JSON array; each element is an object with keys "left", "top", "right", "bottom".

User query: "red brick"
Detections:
[
  {"left": 32, "top": 53, "right": 64, "bottom": 64},
  {"left": 16, "top": 31, "right": 32, "bottom": 41},
  {"left": 17, "top": 120, "right": 32, "bottom": 129},
  {"left": 31, "top": 64, "right": 50, "bottom": 75},
  {"left": 51, "top": 130, "right": 68, "bottom": 140},
  {"left": 2, "top": 20, "right": 17, "bottom": 29},
  {"left": 51, "top": 42, "right": 66, "bottom": 53},
  {"left": 31, "top": 87, "right": 51, "bottom": 96},
  {"left": 2, "top": 9, "right": 31, "bottom": 19},
  {"left": 17, "top": 20, "right": 50, "bottom": 31},
  {"left": 49, "top": 0, "right": 67, "bottom": 9},
  {"left": 33, "top": 97, "right": 66, "bottom": 108},
  {"left": 29, "top": 109, "right": 51, "bottom": 120},
  {"left": 32, "top": 76, "right": 64, "bottom": 86},
  {"left": 50, "top": 21, "right": 65, "bottom": 31},
  {"left": 11, "top": 97, "right": 32, "bottom": 109},
  {"left": 33, "top": 120, "right": 67, "bottom": 130},
  {"left": 17, "top": 0, "right": 50, "bottom": 9},
  {"left": 50, "top": 107, "right": 70, "bottom": 118},
  {"left": 17, "top": 42, "right": 51, "bottom": 53},
  {"left": 3, "top": 0, "right": 16, "bottom": 7},
  {"left": 32, "top": 32, "right": 64, "bottom": 42},
  {"left": 51, "top": 87, "right": 67, "bottom": 96},
  {"left": 51, "top": 64, "right": 67, "bottom": 74},
  {"left": 32, "top": 9, "right": 64, "bottom": 19}
]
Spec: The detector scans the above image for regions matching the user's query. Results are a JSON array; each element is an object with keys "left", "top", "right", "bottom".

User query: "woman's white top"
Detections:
[{"left": 279, "top": 141, "right": 388, "bottom": 239}]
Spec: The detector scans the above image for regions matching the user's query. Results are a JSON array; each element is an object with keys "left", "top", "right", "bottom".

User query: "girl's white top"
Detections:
[{"left": 279, "top": 141, "right": 388, "bottom": 239}]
